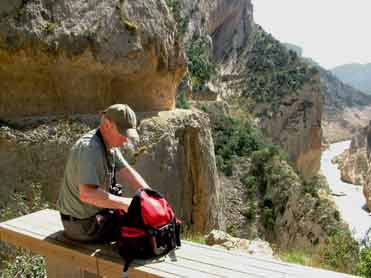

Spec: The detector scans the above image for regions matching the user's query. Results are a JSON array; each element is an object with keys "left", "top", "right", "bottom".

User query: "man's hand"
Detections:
[{"left": 79, "top": 184, "right": 132, "bottom": 212}]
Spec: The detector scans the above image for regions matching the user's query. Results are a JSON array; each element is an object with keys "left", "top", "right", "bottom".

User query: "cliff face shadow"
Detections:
[{"left": 361, "top": 203, "right": 370, "bottom": 213}]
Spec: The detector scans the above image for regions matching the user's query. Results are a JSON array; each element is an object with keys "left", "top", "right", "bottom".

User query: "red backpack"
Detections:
[{"left": 116, "top": 189, "right": 181, "bottom": 272}]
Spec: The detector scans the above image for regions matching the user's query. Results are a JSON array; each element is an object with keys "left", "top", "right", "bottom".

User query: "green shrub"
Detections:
[
  {"left": 165, "top": 0, "right": 189, "bottom": 38},
  {"left": 200, "top": 104, "right": 208, "bottom": 113},
  {"left": 241, "top": 202, "right": 257, "bottom": 220},
  {"left": 212, "top": 115, "right": 264, "bottom": 176},
  {"left": 0, "top": 183, "right": 50, "bottom": 222},
  {"left": 319, "top": 230, "right": 359, "bottom": 273},
  {"left": 357, "top": 247, "right": 371, "bottom": 277},
  {"left": 243, "top": 26, "right": 317, "bottom": 111},
  {"left": 279, "top": 250, "right": 315, "bottom": 267},
  {"left": 262, "top": 203, "right": 276, "bottom": 231},
  {"left": 0, "top": 183, "right": 50, "bottom": 276},
  {"left": 176, "top": 91, "right": 190, "bottom": 109},
  {"left": 182, "top": 229, "right": 206, "bottom": 244},
  {"left": 241, "top": 175, "right": 257, "bottom": 195},
  {"left": 185, "top": 33, "right": 216, "bottom": 91},
  {"left": 45, "top": 22, "right": 57, "bottom": 34},
  {"left": 2, "top": 250, "right": 46, "bottom": 278}
]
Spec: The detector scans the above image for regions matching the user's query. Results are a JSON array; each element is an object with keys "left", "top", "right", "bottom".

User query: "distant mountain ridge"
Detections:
[{"left": 331, "top": 63, "right": 371, "bottom": 95}]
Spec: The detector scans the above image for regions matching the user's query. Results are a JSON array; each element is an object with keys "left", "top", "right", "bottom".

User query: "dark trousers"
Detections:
[{"left": 60, "top": 210, "right": 117, "bottom": 242}]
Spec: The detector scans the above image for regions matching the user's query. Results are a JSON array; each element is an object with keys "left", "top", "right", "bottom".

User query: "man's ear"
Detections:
[{"left": 103, "top": 117, "right": 112, "bottom": 129}]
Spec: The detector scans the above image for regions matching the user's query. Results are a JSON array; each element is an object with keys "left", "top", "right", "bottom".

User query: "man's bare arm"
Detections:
[
  {"left": 79, "top": 184, "right": 132, "bottom": 212},
  {"left": 117, "top": 165, "right": 151, "bottom": 191}
]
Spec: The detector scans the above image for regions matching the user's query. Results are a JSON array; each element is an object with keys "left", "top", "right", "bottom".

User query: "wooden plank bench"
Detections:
[{"left": 0, "top": 209, "right": 355, "bottom": 277}]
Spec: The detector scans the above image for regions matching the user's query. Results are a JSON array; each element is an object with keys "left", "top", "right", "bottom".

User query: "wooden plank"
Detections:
[
  {"left": 179, "top": 242, "right": 354, "bottom": 278},
  {"left": 158, "top": 256, "right": 269, "bottom": 278},
  {"left": 46, "top": 256, "right": 87, "bottom": 278},
  {"left": 0, "top": 209, "right": 356, "bottom": 278},
  {"left": 0, "top": 223, "right": 174, "bottom": 278}
]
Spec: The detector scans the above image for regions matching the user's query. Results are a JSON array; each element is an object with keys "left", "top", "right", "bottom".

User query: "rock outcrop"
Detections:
[
  {"left": 220, "top": 30, "right": 323, "bottom": 179},
  {"left": 217, "top": 144, "right": 345, "bottom": 250},
  {"left": 181, "top": 0, "right": 253, "bottom": 61},
  {"left": 280, "top": 45, "right": 371, "bottom": 144},
  {"left": 181, "top": 1, "right": 322, "bottom": 179},
  {"left": 257, "top": 76, "right": 323, "bottom": 180},
  {"left": 130, "top": 110, "right": 224, "bottom": 232},
  {"left": 0, "top": 110, "right": 223, "bottom": 233},
  {"left": 0, "top": 0, "right": 185, "bottom": 118},
  {"left": 204, "top": 230, "right": 274, "bottom": 258},
  {"left": 363, "top": 121, "right": 371, "bottom": 210},
  {"left": 333, "top": 126, "right": 369, "bottom": 185},
  {"left": 264, "top": 162, "right": 344, "bottom": 249}
]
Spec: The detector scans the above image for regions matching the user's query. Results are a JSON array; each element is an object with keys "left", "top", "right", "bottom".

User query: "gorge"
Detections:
[
  {"left": 0, "top": 0, "right": 370, "bottom": 275},
  {"left": 322, "top": 140, "right": 371, "bottom": 242}
]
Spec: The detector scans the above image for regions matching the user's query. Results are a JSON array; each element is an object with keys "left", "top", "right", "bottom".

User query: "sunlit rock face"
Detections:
[
  {"left": 363, "top": 121, "right": 371, "bottom": 210},
  {"left": 0, "top": 0, "right": 186, "bottom": 119},
  {"left": 0, "top": 110, "right": 223, "bottom": 233},
  {"left": 131, "top": 110, "right": 224, "bottom": 233},
  {"left": 180, "top": 0, "right": 253, "bottom": 61},
  {"left": 333, "top": 126, "right": 369, "bottom": 185},
  {"left": 257, "top": 75, "right": 323, "bottom": 180}
]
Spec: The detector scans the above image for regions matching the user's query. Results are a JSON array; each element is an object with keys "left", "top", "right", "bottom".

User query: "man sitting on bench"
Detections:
[{"left": 57, "top": 104, "right": 150, "bottom": 242}]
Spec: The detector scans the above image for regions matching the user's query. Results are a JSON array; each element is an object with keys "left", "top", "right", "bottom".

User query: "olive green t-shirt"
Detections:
[{"left": 57, "top": 129, "right": 128, "bottom": 219}]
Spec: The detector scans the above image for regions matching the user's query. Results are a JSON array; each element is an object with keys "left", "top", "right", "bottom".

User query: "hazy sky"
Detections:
[{"left": 251, "top": 0, "right": 371, "bottom": 69}]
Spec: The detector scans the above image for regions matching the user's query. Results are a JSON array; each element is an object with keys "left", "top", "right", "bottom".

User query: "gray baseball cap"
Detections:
[{"left": 102, "top": 104, "right": 139, "bottom": 141}]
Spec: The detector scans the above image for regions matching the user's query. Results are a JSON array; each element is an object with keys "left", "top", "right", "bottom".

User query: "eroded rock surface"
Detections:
[
  {"left": 204, "top": 230, "right": 274, "bottom": 258},
  {"left": 333, "top": 126, "right": 369, "bottom": 185},
  {"left": 0, "top": 0, "right": 185, "bottom": 118},
  {"left": 174, "top": 0, "right": 323, "bottom": 180},
  {"left": 363, "top": 122, "right": 371, "bottom": 210},
  {"left": 257, "top": 76, "right": 323, "bottom": 180},
  {"left": 0, "top": 110, "right": 223, "bottom": 233},
  {"left": 130, "top": 109, "right": 224, "bottom": 232}
]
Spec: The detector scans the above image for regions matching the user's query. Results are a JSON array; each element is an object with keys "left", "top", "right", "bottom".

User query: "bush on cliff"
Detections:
[
  {"left": 165, "top": 0, "right": 189, "bottom": 38},
  {"left": 0, "top": 183, "right": 49, "bottom": 277},
  {"left": 243, "top": 26, "right": 318, "bottom": 112},
  {"left": 212, "top": 115, "right": 265, "bottom": 176},
  {"left": 176, "top": 90, "right": 190, "bottom": 109},
  {"left": 357, "top": 247, "right": 371, "bottom": 277},
  {"left": 185, "top": 33, "right": 216, "bottom": 91},
  {"left": 319, "top": 229, "right": 359, "bottom": 274}
]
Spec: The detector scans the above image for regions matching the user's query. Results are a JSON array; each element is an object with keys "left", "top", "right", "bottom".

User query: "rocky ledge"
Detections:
[
  {"left": 0, "top": 109, "right": 223, "bottom": 233},
  {"left": 332, "top": 126, "right": 369, "bottom": 185},
  {"left": 0, "top": 0, "right": 186, "bottom": 118}
]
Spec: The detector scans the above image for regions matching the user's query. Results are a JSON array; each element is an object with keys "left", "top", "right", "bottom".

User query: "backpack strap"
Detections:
[{"left": 96, "top": 129, "right": 117, "bottom": 189}]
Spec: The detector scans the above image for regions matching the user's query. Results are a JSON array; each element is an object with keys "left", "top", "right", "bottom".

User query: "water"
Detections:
[{"left": 321, "top": 140, "right": 371, "bottom": 242}]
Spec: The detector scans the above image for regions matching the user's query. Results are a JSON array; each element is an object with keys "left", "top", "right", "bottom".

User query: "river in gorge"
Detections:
[{"left": 321, "top": 140, "right": 371, "bottom": 242}]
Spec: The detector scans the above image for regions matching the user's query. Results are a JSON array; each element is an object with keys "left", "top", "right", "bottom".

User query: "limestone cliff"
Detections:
[
  {"left": 282, "top": 45, "right": 371, "bottom": 144},
  {"left": 333, "top": 126, "right": 369, "bottom": 185},
  {"left": 0, "top": 0, "right": 347, "bottom": 250},
  {"left": 178, "top": 0, "right": 322, "bottom": 179},
  {"left": 130, "top": 110, "right": 223, "bottom": 232},
  {"left": 0, "top": 110, "right": 223, "bottom": 233},
  {"left": 363, "top": 121, "right": 371, "bottom": 210},
  {"left": 176, "top": 0, "right": 339, "bottom": 248},
  {"left": 181, "top": 0, "right": 253, "bottom": 61},
  {"left": 0, "top": 0, "right": 185, "bottom": 118},
  {"left": 0, "top": 0, "right": 225, "bottom": 232},
  {"left": 256, "top": 76, "right": 323, "bottom": 180},
  {"left": 220, "top": 26, "right": 322, "bottom": 179}
]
